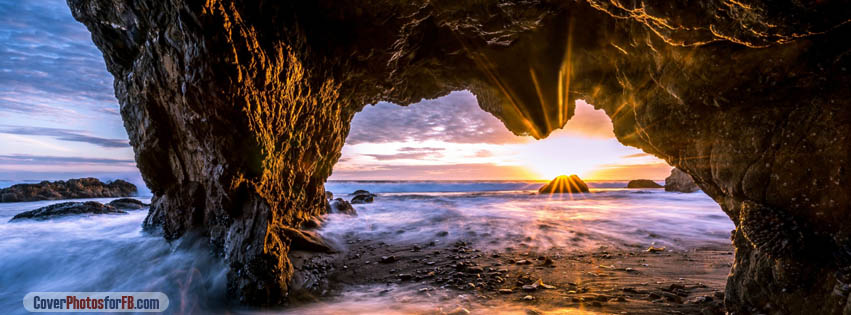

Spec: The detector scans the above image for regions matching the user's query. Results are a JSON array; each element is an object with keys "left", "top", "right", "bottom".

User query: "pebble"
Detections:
[
  {"left": 646, "top": 246, "right": 666, "bottom": 253},
  {"left": 499, "top": 289, "right": 513, "bottom": 294},
  {"left": 445, "top": 306, "right": 470, "bottom": 315},
  {"left": 523, "top": 295, "right": 535, "bottom": 301},
  {"left": 380, "top": 256, "right": 396, "bottom": 263}
]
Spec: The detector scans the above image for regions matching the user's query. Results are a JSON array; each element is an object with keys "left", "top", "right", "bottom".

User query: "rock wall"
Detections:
[{"left": 67, "top": 0, "right": 850, "bottom": 312}]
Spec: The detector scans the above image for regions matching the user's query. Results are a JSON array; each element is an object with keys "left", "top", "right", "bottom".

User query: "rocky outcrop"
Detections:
[
  {"left": 107, "top": 198, "right": 150, "bottom": 210},
  {"left": 538, "top": 175, "right": 589, "bottom": 194},
  {"left": 0, "top": 178, "right": 136, "bottom": 202},
  {"left": 68, "top": 0, "right": 851, "bottom": 311},
  {"left": 9, "top": 201, "right": 126, "bottom": 221},
  {"left": 627, "top": 179, "right": 663, "bottom": 189},
  {"left": 327, "top": 198, "right": 357, "bottom": 215},
  {"left": 350, "top": 190, "right": 376, "bottom": 204},
  {"left": 665, "top": 168, "right": 700, "bottom": 193}
]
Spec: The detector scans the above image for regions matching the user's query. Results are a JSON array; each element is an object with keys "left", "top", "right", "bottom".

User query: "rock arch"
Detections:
[{"left": 68, "top": 0, "right": 850, "bottom": 312}]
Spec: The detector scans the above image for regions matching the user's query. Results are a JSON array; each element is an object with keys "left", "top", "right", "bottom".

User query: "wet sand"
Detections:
[{"left": 289, "top": 232, "right": 732, "bottom": 314}]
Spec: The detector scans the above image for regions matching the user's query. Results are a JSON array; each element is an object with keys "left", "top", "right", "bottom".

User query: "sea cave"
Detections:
[{"left": 37, "top": 0, "right": 851, "bottom": 313}]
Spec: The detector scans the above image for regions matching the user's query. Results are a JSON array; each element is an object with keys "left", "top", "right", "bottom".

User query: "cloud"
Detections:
[
  {"left": 473, "top": 150, "right": 492, "bottom": 157},
  {"left": 0, "top": 154, "right": 135, "bottom": 165},
  {"left": 622, "top": 152, "right": 651, "bottom": 158},
  {"left": 346, "top": 91, "right": 528, "bottom": 145},
  {"left": 366, "top": 152, "right": 442, "bottom": 161},
  {"left": 587, "top": 162, "right": 672, "bottom": 180},
  {"left": 398, "top": 147, "right": 445, "bottom": 152},
  {"left": 0, "top": 125, "right": 129, "bottom": 148},
  {"left": 365, "top": 146, "right": 445, "bottom": 161},
  {"left": 329, "top": 163, "right": 535, "bottom": 180},
  {"left": 0, "top": 0, "right": 118, "bottom": 118}
]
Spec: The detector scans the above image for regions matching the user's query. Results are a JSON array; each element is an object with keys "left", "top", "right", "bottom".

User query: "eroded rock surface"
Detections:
[
  {"left": 664, "top": 168, "right": 699, "bottom": 193},
  {"left": 10, "top": 201, "right": 126, "bottom": 221},
  {"left": 67, "top": 0, "right": 850, "bottom": 311},
  {"left": 0, "top": 178, "right": 136, "bottom": 202}
]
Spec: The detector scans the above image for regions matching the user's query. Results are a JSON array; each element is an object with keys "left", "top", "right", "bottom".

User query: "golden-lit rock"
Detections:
[{"left": 538, "top": 175, "right": 589, "bottom": 194}]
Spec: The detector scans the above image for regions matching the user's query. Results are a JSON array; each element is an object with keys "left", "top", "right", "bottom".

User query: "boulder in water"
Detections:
[
  {"left": 328, "top": 198, "right": 357, "bottom": 215},
  {"left": 107, "top": 198, "right": 150, "bottom": 210},
  {"left": 9, "top": 201, "right": 126, "bottom": 221},
  {"left": 626, "top": 179, "right": 663, "bottom": 189},
  {"left": 350, "top": 190, "right": 376, "bottom": 204},
  {"left": 665, "top": 168, "right": 699, "bottom": 193},
  {"left": 538, "top": 175, "right": 589, "bottom": 194}
]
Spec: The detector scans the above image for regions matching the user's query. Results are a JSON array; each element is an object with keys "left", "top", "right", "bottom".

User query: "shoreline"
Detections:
[{"left": 288, "top": 229, "right": 732, "bottom": 314}]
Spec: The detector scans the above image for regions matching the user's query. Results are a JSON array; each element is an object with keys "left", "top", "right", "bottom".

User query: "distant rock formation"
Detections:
[
  {"left": 626, "top": 179, "right": 663, "bottom": 189},
  {"left": 538, "top": 175, "right": 589, "bottom": 194},
  {"left": 9, "top": 201, "right": 126, "bottom": 221},
  {"left": 107, "top": 198, "right": 150, "bottom": 210},
  {"left": 665, "top": 168, "right": 699, "bottom": 193},
  {"left": 0, "top": 178, "right": 136, "bottom": 202},
  {"left": 350, "top": 190, "right": 376, "bottom": 204}
]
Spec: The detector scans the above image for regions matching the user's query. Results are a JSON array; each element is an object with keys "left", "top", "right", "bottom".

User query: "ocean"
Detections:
[{"left": 0, "top": 180, "right": 734, "bottom": 314}]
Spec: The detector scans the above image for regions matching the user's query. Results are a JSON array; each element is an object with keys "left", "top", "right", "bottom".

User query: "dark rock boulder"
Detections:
[
  {"left": 665, "top": 168, "right": 700, "bottom": 193},
  {"left": 626, "top": 179, "right": 663, "bottom": 189},
  {"left": 107, "top": 198, "right": 150, "bottom": 210},
  {"left": 9, "top": 201, "right": 126, "bottom": 221},
  {"left": 350, "top": 190, "right": 376, "bottom": 204},
  {"left": 538, "top": 175, "right": 589, "bottom": 194},
  {"left": 68, "top": 0, "right": 851, "bottom": 311},
  {"left": 327, "top": 198, "right": 357, "bottom": 215},
  {"left": 0, "top": 178, "right": 137, "bottom": 202},
  {"left": 278, "top": 226, "right": 332, "bottom": 253}
]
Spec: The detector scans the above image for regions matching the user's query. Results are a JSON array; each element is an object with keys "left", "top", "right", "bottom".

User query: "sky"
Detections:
[
  {"left": 331, "top": 92, "right": 671, "bottom": 180},
  {"left": 0, "top": 0, "right": 671, "bottom": 185}
]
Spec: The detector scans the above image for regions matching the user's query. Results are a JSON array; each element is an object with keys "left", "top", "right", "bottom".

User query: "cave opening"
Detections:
[{"left": 307, "top": 90, "right": 735, "bottom": 313}]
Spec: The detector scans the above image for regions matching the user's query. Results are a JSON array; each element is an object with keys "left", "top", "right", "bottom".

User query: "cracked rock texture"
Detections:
[{"left": 68, "top": 0, "right": 850, "bottom": 312}]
